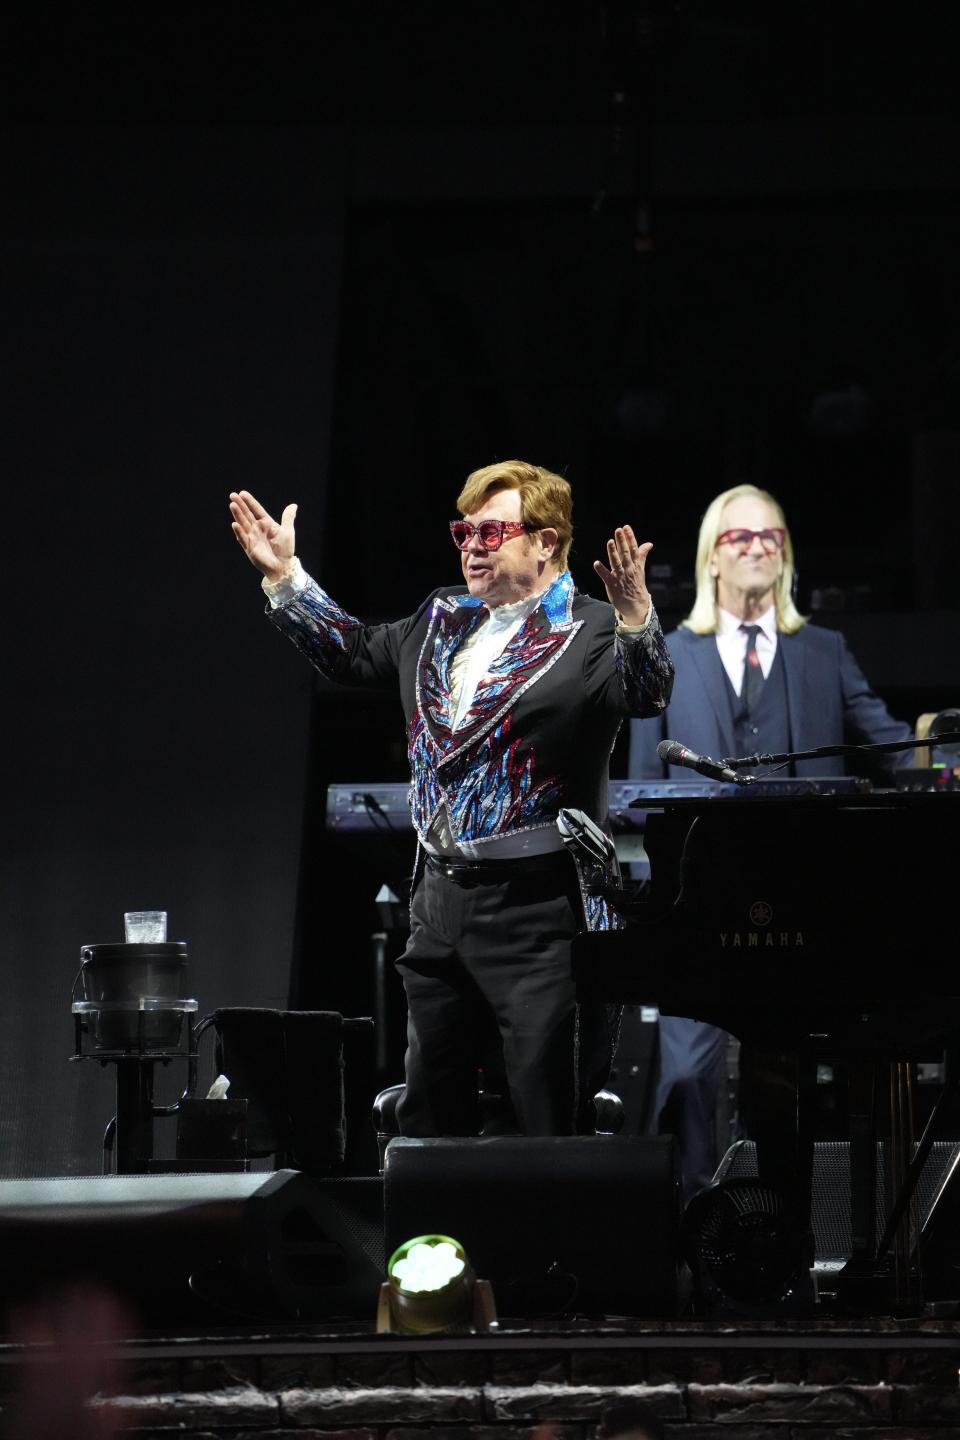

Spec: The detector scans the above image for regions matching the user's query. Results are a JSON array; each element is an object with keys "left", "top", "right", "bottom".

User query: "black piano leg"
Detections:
[
  {"left": 838, "top": 1058, "right": 921, "bottom": 1314},
  {"left": 834, "top": 1058, "right": 883, "bottom": 1313},
  {"left": 795, "top": 1053, "right": 816, "bottom": 1258},
  {"left": 847, "top": 1059, "right": 878, "bottom": 1266}
]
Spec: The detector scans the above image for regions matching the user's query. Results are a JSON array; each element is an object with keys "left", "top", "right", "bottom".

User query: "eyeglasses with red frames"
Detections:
[
  {"left": 716, "top": 527, "right": 786, "bottom": 555},
  {"left": 449, "top": 519, "right": 532, "bottom": 551}
]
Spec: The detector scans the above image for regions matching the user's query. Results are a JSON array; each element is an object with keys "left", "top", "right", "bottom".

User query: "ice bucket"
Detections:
[{"left": 78, "top": 941, "right": 190, "bottom": 1050}]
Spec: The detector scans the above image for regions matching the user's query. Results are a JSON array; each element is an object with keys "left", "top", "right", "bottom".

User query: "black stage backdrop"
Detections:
[
  {"left": 3, "top": 6, "right": 960, "bottom": 1176},
  {"left": 298, "top": 134, "right": 960, "bottom": 1163},
  {"left": 0, "top": 125, "right": 345, "bottom": 1176}
]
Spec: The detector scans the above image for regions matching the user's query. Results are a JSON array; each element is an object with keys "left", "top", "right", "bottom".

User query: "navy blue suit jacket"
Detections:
[{"left": 629, "top": 622, "right": 914, "bottom": 778}]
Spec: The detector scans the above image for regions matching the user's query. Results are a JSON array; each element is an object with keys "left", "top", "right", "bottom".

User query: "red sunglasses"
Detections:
[
  {"left": 716, "top": 527, "right": 786, "bottom": 555},
  {"left": 449, "top": 519, "right": 532, "bottom": 551}
]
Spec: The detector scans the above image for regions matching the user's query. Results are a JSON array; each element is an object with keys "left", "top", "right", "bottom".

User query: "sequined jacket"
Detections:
[{"left": 269, "top": 569, "right": 674, "bottom": 923}]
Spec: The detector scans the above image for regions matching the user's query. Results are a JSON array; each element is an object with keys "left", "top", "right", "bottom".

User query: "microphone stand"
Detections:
[{"left": 721, "top": 730, "right": 960, "bottom": 771}]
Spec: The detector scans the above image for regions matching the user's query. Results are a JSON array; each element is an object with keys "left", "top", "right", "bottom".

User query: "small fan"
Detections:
[{"left": 681, "top": 1178, "right": 814, "bottom": 1316}]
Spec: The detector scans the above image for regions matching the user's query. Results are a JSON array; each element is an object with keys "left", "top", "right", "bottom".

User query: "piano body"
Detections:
[
  {"left": 325, "top": 776, "right": 960, "bottom": 1059},
  {"left": 572, "top": 779, "right": 960, "bottom": 1311},
  {"left": 577, "top": 782, "right": 960, "bottom": 1056}
]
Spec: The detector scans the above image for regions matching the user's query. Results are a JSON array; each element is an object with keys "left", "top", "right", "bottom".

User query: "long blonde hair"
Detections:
[{"left": 682, "top": 484, "right": 806, "bottom": 634}]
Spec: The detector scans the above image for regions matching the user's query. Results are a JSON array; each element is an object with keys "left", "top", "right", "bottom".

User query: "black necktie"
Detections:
[{"left": 740, "top": 624, "right": 764, "bottom": 713}]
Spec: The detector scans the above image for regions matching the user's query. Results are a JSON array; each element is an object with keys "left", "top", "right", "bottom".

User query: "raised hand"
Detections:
[
  {"left": 229, "top": 490, "right": 298, "bottom": 582},
  {"left": 593, "top": 524, "right": 653, "bottom": 626}
]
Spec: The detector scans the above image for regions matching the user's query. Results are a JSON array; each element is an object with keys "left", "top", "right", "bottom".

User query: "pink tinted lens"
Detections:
[
  {"left": 476, "top": 521, "right": 506, "bottom": 549},
  {"left": 726, "top": 528, "right": 782, "bottom": 552},
  {"left": 450, "top": 522, "right": 472, "bottom": 548}
]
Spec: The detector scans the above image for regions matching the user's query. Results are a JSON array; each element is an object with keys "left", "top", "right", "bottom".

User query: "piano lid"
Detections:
[{"left": 573, "top": 788, "right": 960, "bottom": 1052}]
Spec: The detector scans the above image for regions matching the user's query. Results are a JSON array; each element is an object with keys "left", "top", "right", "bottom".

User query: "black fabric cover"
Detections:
[{"left": 212, "top": 1008, "right": 345, "bottom": 1171}]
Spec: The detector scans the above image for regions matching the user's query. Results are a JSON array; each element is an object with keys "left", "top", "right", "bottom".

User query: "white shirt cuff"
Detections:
[
  {"left": 615, "top": 604, "right": 652, "bottom": 635},
  {"left": 261, "top": 557, "right": 308, "bottom": 608}
]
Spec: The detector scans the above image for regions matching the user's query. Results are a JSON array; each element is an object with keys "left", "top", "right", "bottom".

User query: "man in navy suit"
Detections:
[{"left": 628, "top": 482, "right": 914, "bottom": 1199}]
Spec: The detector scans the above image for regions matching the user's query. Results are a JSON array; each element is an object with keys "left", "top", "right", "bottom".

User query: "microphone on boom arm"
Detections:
[{"left": 656, "top": 739, "right": 754, "bottom": 786}]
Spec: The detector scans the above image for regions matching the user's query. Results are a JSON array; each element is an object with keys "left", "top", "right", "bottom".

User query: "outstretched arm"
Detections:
[
  {"left": 229, "top": 489, "right": 299, "bottom": 583},
  {"left": 593, "top": 524, "right": 652, "bottom": 627},
  {"left": 229, "top": 488, "right": 414, "bottom": 690},
  {"left": 583, "top": 524, "right": 674, "bottom": 717}
]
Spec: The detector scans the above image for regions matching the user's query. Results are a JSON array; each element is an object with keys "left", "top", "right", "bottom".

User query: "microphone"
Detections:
[{"left": 656, "top": 738, "right": 749, "bottom": 785}]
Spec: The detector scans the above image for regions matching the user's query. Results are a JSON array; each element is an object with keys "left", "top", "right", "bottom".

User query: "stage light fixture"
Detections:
[{"left": 375, "top": 1234, "right": 498, "bottom": 1334}]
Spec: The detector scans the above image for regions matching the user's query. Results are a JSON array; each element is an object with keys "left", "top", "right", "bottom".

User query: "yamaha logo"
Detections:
[
  {"left": 749, "top": 900, "right": 773, "bottom": 927},
  {"left": 718, "top": 899, "right": 804, "bottom": 947}
]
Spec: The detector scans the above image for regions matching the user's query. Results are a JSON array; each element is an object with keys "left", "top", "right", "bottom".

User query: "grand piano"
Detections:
[
  {"left": 571, "top": 775, "right": 960, "bottom": 1310},
  {"left": 576, "top": 779, "right": 959, "bottom": 1055},
  {"left": 326, "top": 773, "right": 960, "bottom": 1059}
]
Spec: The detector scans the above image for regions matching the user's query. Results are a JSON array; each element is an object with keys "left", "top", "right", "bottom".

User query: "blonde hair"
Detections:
[
  {"left": 682, "top": 483, "right": 806, "bottom": 634},
  {"left": 456, "top": 460, "right": 573, "bottom": 571}
]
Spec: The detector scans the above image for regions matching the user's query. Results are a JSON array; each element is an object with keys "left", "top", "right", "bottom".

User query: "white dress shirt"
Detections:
[{"left": 715, "top": 604, "right": 777, "bottom": 695}]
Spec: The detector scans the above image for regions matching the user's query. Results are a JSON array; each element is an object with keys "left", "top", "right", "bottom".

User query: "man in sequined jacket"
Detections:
[{"left": 230, "top": 460, "right": 674, "bottom": 1137}]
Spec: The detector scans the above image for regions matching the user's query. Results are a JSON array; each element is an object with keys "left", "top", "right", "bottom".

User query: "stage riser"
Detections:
[{"left": 1, "top": 1336, "right": 957, "bottom": 1438}]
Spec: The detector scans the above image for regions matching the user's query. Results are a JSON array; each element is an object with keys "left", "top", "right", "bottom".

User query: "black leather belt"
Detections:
[{"left": 424, "top": 850, "right": 570, "bottom": 884}]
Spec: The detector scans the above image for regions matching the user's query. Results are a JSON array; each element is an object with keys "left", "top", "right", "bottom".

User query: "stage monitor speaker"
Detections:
[
  {"left": 383, "top": 1135, "right": 680, "bottom": 1319},
  {"left": 0, "top": 1171, "right": 384, "bottom": 1332},
  {"left": 714, "top": 1139, "right": 960, "bottom": 1267}
]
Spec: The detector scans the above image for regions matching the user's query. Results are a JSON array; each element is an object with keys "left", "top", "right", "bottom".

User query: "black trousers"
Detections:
[{"left": 394, "top": 854, "right": 612, "bottom": 1137}]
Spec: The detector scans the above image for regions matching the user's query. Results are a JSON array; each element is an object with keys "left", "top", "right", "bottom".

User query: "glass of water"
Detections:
[{"left": 123, "top": 910, "right": 168, "bottom": 943}]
